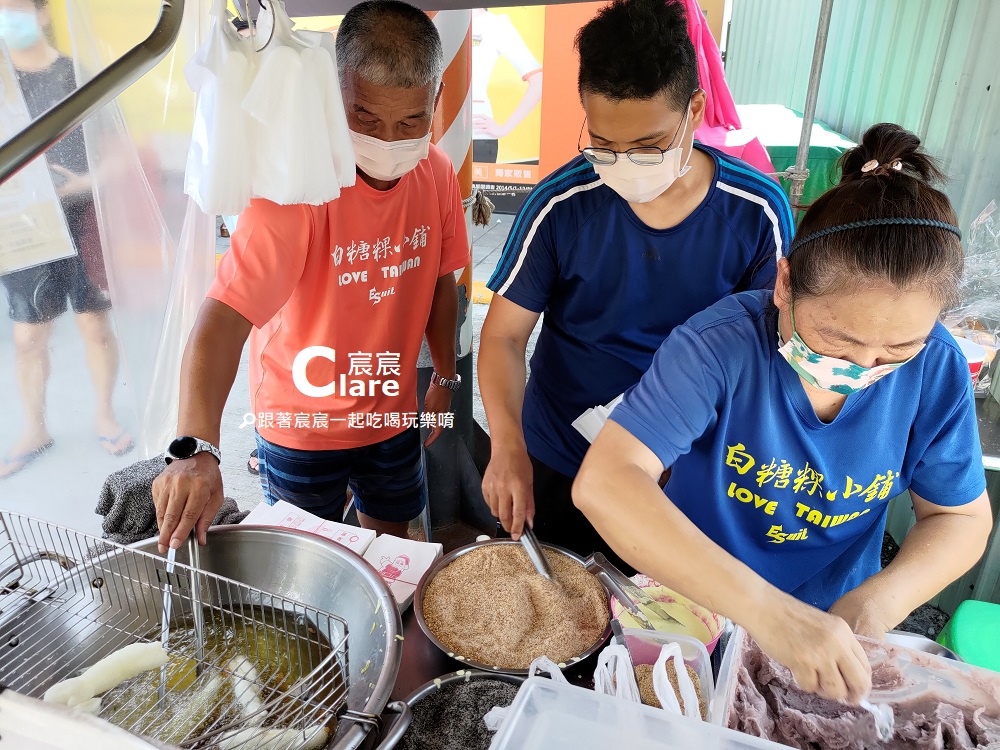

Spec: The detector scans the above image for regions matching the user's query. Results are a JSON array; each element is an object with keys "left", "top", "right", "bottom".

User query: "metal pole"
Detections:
[
  {"left": 0, "top": 0, "right": 185, "bottom": 185},
  {"left": 788, "top": 0, "right": 834, "bottom": 209},
  {"left": 420, "top": 10, "right": 473, "bottom": 530}
]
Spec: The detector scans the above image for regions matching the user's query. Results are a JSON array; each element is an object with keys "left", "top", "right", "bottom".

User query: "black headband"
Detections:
[{"left": 791, "top": 218, "right": 962, "bottom": 251}]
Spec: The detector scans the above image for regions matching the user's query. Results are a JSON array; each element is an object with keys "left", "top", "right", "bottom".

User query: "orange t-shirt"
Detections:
[{"left": 208, "top": 144, "right": 470, "bottom": 451}]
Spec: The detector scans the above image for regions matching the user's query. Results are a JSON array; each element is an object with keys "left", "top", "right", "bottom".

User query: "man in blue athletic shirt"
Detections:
[{"left": 478, "top": 0, "right": 793, "bottom": 563}]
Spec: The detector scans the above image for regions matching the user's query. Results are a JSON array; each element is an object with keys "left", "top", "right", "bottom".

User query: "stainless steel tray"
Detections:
[
  {"left": 885, "top": 630, "right": 962, "bottom": 661},
  {"left": 413, "top": 540, "right": 612, "bottom": 676}
]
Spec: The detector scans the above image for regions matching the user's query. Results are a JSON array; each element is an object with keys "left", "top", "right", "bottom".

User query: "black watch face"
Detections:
[{"left": 169, "top": 436, "right": 198, "bottom": 458}]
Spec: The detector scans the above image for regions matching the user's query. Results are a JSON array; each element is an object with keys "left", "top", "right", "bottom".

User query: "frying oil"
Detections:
[{"left": 99, "top": 606, "right": 340, "bottom": 745}]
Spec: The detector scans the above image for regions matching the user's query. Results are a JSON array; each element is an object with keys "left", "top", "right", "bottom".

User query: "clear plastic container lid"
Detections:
[{"left": 489, "top": 677, "right": 791, "bottom": 750}]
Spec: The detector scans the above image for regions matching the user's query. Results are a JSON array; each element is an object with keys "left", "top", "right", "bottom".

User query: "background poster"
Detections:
[
  {"left": 471, "top": 8, "right": 543, "bottom": 171},
  {"left": 473, "top": 2, "right": 603, "bottom": 213}
]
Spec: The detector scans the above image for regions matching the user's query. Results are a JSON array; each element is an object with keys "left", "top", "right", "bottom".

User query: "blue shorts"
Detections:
[{"left": 254, "top": 428, "right": 426, "bottom": 523}]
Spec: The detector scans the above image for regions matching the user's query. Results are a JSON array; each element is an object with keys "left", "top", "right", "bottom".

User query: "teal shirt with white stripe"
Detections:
[{"left": 488, "top": 145, "right": 794, "bottom": 477}]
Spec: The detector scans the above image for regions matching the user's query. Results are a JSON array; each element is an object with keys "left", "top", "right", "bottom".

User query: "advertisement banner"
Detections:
[{"left": 471, "top": 3, "right": 603, "bottom": 213}]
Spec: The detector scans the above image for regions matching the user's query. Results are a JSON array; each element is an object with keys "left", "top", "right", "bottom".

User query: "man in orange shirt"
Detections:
[{"left": 152, "top": 0, "right": 470, "bottom": 550}]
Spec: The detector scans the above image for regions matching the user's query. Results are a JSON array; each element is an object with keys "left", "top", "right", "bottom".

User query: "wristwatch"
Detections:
[
  {"left": 430, "top": 371, "right": 462, "bottom": 392},
  {"left": 164, "top": 436, "right": 221, "bottom": 465}
]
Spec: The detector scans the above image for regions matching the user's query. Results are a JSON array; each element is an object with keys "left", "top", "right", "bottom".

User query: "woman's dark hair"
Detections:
[
  {"left": 575, "top": 0, "right": 698, "bottom": 108},
  {"left": 789, "top": 123, "right": 963, "bottom": 307},
  {"left": 232, "top": 17, "right": 250, "bottom": 32}
]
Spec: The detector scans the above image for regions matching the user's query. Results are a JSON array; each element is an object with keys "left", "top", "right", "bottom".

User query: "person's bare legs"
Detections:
[
  {"left": 75, "top": 310, "right": 128, "bottom": 449},
  {"left": 357, "top": 511, "right": 410, "bottom": 538},
  {"left": 1, "top": 321, "right": 55, "bottom": 476}
]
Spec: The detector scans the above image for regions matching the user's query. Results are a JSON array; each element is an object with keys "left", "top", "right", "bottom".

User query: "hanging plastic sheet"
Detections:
[
  {"left": 943, "top": 200, "right": 1000, "bottom": 396},
  {"left": 65, "top": 0, "right": 218, "bottom": 459},
  {"left": 0, "top": 0, "right": 217, "bottom": 533}
]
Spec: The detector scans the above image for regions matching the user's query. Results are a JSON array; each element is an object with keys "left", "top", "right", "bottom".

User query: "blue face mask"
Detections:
[{"left": 0, "top": 9, "right": 41, "bottom": 51}]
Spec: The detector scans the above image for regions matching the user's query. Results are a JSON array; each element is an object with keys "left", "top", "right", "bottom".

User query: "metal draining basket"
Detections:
[{"left": 0, "top": 512, "right": 355, "bottom": 749}]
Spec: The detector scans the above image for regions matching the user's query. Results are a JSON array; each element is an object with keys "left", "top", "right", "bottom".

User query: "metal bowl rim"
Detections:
[
  {"left": 413, "top": 539, "right": 613, "bottom": 676},
  {"left": 402, "top": 669, "right": 526, "bottom": 708},
  {"left": 128, "top": 524, "right": 403, "bottom": 726}
]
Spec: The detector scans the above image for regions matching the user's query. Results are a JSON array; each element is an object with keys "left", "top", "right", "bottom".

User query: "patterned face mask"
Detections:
[{"left": 777, "top": 302, "right": 922, "bottom": 395}]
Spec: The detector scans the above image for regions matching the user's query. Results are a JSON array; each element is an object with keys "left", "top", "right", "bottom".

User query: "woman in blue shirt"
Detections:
[{"left": 573, "top": 123, "right": 993, "bottom": 704}]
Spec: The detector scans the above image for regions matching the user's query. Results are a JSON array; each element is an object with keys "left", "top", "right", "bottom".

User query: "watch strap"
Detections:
[
  {"left": 165, "top": 436, "right": 221, "bottom": 465},
  {"left": 431, "top": 371, "right": 462, "bottom": 392}
]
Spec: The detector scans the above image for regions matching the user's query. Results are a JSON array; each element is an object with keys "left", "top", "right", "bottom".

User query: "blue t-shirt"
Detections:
[
  {"left": 488, "top": 146, "right": 794, "bottom": 477},
  {"left": 611, "top": 291, "right": 986, "bottom": 610}
]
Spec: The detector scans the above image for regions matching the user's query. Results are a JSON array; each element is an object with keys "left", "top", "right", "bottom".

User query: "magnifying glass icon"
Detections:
[{"left": 239, "top": 413, "right": 256, "bottom": 430}]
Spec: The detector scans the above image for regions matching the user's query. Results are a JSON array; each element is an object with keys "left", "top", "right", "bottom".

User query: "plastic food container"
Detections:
[
  {"left": 710, "top": 625, "right": 749, "bottom": 726},
  {"left": 710, "top": 626, "right": 974, "bottom": 727},
  {"left": 609, "top": 575, "right": 725, "bottom": 653},
  {"left": 488, "top": 676, "right": 789, "bottom": 750},
  {"left": 621, "top": 628, "right": 714, "bottom": 718}
]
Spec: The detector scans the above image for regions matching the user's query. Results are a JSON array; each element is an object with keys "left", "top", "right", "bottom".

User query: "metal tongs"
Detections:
[
  {"left": 586, "top": 553, "right": 684, "bottom": 630},
  {"left": 158, "top": 534, "right": 205, "bottom": 705},
  {"left": 519, "top": 526, "right": 555, "bottom": 581}
]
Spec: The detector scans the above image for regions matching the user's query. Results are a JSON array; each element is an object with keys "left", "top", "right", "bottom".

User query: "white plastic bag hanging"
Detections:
[
  {"left": 184, "top": 0, "right": 257, "bottom": 215},
  {"left": 593, "top": 644, "right": 641, "bottom": 703},
  {"left": 243, "top": 0, "right": 353, "bottom": 205},
  {"left": 652, "top": 642, "right": 701, "bottom": 719},
  {"left": 482, "top": 656, "right": 565, "bottom": 732}
]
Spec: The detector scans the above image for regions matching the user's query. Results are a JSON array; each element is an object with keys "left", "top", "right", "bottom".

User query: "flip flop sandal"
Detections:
[
  {"left": 98, "top": 431, "right": 135, "bottom": 457},
  {"left": 247, "top": 448, "right": 259, "bottom": 476},
  {"left": 0, "top": 439, "right": 55, "bottom": 480}
]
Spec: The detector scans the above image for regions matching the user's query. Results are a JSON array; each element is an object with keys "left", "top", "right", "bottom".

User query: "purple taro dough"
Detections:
[{"left": 727, "top": 633, "right": 1000, "bottom": 750}]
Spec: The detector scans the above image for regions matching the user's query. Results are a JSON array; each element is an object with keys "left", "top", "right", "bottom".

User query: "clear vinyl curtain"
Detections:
[{"left": 64, "top": 0, "right": 216, "bottom": 458}]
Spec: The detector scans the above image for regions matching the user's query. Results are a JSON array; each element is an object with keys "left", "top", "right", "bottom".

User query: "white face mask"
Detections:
[
  {"left": 592, "top": 106, "right": 693, "bottom": 204},
  {"left": 351, "top": 131, "right": 431, "bottom": 182}
]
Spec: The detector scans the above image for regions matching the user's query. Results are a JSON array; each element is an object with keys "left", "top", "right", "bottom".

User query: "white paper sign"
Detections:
[
  {"left": 362, "top": 534, "right": 443, "bottom": 610},
  {"left": 240, "top": 500, "right": 376, "bottom": 556},
  {"left": 0, "top": 42, "right": 76, "bottom": 276},
  {"left": 572, "top": 393, "right": 625, "bottom": 444}
]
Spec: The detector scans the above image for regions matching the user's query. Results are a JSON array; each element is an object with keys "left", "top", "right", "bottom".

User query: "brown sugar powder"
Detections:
[
  {"left": 634, "top": 662, "right": 706, "bottom": 719},
  {"left": 421, "top": 544, "right": 610, "bottom": 669}
]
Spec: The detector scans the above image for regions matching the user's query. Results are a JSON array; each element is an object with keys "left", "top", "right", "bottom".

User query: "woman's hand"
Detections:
[
  {"left": 747, "top": 590, "right": 873, "bottom": 704},
  {"left": 829, "top": 588, "right": 895, "bottom": 640}
]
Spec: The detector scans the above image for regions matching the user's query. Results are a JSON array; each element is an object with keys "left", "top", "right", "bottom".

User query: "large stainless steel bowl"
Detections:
[
  {"left": 129, "top": 525, "right": 402, "bottom": 750},
  {"left": 378, "top": 670, "right": 526, "bottom": 750},
  {"left": 413, "top": 540, "right": 612, "bottom": 676}
]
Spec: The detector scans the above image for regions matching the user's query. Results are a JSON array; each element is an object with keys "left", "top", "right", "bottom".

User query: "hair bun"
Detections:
[{"left": 839, "top": 122, "right": 944, "bottom": 185}]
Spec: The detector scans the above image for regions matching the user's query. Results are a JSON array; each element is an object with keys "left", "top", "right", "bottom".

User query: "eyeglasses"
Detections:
[{"left": 578, "top": 95, "right": 694, "bottom": 167}]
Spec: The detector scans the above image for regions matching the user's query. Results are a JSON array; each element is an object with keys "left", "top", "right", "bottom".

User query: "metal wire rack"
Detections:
[{"left": 0, "top": 512, "right": 351, "bottom": 749}]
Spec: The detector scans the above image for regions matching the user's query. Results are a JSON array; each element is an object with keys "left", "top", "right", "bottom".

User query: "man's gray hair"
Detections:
[{"left": 336, "top": 0, "right": 445, "bottom": 90}]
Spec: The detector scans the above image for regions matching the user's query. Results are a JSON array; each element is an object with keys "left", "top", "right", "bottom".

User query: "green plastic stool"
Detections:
[{"left": 938, "top": 600, "right": 1000, "bottom": 673}]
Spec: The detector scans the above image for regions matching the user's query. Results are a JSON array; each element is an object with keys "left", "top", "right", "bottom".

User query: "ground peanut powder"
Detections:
[
  {"left": 422, "top": 545, "right": 609, "bottom": 669},
  {"left": 634, "top": 662, "right": 706, "bottom": 719}
]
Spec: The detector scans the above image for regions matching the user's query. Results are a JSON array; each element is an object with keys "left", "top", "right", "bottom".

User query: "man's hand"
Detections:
[
  {"left": 748, "top": 591, "right": 873, "bottom": 704},
  {"left": 422, "top": 382, "right": 453, "bottom": 447},
  {"left": 473, "top": 114, "right": 509, "bottom": 139},
  {"left": 151, "top": 453, "right": 224, "bottom": 553},
  {"left": 51, "top": 165, "right": 92, "bottom": 199},
  {"left": 482, "top": 443, "right": 534, "bottom": 538},
  {"left": 829, "top": 587, "right": 895, "bottom": 641}
]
